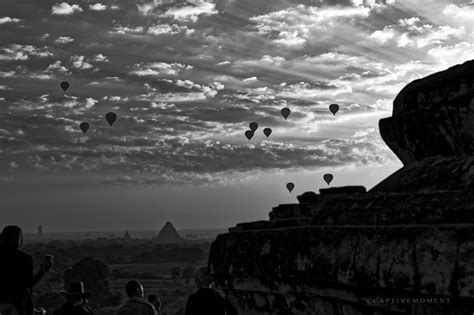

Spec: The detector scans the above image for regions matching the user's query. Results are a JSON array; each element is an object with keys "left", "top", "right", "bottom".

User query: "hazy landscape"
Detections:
[{"left": 26, "top": 222, "right": 217, "bottom": 314}]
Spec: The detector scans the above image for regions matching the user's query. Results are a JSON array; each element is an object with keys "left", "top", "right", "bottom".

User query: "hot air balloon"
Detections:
[
  {"left": 105, "top": 112, "right": 117, "bottom": 126},
  {"left": 323, "top": 174, "right": 333, "bottom": 185},
  {"left": 60, "top": 81, "right": 69, "bottom": 92},
  {"left": 249, "top": 122, "right": 258, "bottom": 132},
  {"left": 79, "top": 122, "right": 89, "bottom": 134},
  {"left": 263, "top": 128, "right": 272, "bottom": 138},
  {"left": 286, "top": 182, "right": 295, "bottom": 193},
  {"left": 281, "top": 107, "right": 290, "bottom": 120},
  {"left": 245, "top": 130, "right": 254, "bottom": 141},
  {"left": 329, "top": 104, "right": 339, "bottom": 116}
]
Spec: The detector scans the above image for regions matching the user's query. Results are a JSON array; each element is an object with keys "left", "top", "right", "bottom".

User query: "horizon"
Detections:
[{"left": 23, "top": 226, "right": 228, "bottom": 234}]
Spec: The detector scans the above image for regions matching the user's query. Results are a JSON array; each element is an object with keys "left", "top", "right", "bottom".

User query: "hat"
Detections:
[{"left": 60, "top": 282, "right": 93, "bottom": 299}]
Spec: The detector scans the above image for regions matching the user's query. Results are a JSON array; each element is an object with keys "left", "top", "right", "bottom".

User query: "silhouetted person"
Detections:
[
  {"left": 0, "top": 225, "right": 53, "bottom": 315},
  {"left": 185, "top": 266, "right": 227, "bottom": 315},
  {"left": 53, "top": 282, "right": 94, "bottom": 315},
  {"left": 116, "top": 280, "right": 158, "bottom": 315}
]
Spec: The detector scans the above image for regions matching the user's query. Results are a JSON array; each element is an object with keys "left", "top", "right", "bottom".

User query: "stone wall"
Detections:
[{"left": 208, "top": 60, "right": 474, "bottom": 314}]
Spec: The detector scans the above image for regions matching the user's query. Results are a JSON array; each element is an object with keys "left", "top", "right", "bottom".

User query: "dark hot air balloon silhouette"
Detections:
[
  {"left": 263, "top": 128, "right": 272, "bottom": 138},
  {"left": 60, "top": 81, "right": 69, "bottom": 92},
  {"left": 323, "top": 174, "right": 333, "bottom": 185},
  {"left": 286, "top": 182, "right": 295, "bottom": 193},
  {"left": 249, "top": 122, "right": 258, "bottom": 132},
  {"left": 281, "top": 107, "right": 290, "bottom": 120},
  {"left": 79, "top": 122, "right": 89, "bottom": 134},
  {"left": 105, "top": 112, "right": 117, "bottom": 126},
  {"left": 245, "top": 130, "right": 254, "bottom": 141},
  {"left": 329, "top": 104, "right": 339, "bottom": 116}
]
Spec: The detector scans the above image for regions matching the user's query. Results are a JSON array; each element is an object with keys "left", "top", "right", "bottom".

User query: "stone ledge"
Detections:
[
  {"left": 229, "top": 217, "right": 313, "bottom": 232},
  {"left": 319, "top": 186, "right": 367, "bottom": 195},
  {"left": 380, "top": 100, "right": 474, "bottom": 164},
  {"left": 268, "top": 190, "right": 474, "bottom": 225},
  {"left": 393, "top": 59, "right": 474, "bottom": 116},
  {"left": 209, "top": 225, "right": 474, "bottom": 297}
]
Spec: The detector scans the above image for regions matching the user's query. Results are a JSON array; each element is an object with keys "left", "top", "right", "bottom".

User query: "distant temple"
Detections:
[
  {"left": 123, "top": 230, "right": 132, "bottom": 240},
  {"left": 153, "top": 221, "right": 185, "bottom": 244},
  {"left": 37, "top": 224, "right": 43, "bottom": 236}
]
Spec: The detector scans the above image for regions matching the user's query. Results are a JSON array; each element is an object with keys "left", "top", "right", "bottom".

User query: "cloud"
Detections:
[
  {"left": 137, "top": 0, "right": 161, "bottom": 15},
  {"left": 442, "top": 3, "right": 474, "bottom": 25},
  {"left": 426, "top": 41, "right": 474, "bottom": 68},
  {"left": 54, "top": 36, "right": 74, "bottom": 44},
  {"left": 0, "top": 71, "right": 16, "bottom": 77},
  {"left": 84, "top": 98, "right": 98, "bottom": 109},
  {"left": 250, "top": 4, "right": 373, "bottom": 48},
  {"left": 164, "top": 2, "right": 218, "bottom": 22},
  {"left": 92, "top": 54, "right": 108, "bottom": 62},
  {"left": 0, "top": 0, "right": 467, "bottom": 187},
  {"left": 45, "top": 60, "right": 71, "bottom": 75},
  {"left": 129, "top": 62, "right": 192, "bottom": 77},
  {"left": 369, "top": 17, "right": 465, "bottom": 48},
  {"left": 0, "top": 17, "right": 22, "bottom": 24},
  {"left": 0, "top": 44, "right": 52, "bottom": 61},
  {"left": 147, "top": 24, "right": 189, "bottom": 35},
  {"left": 51, "top": 2, "right": 83, "bottom": 15},
  {"left": 278, "top": 81, "right": 352, "bottom": 100},
  {"left": 70, "top": 55, "right": 93, "bottom": 70},
  {"left": 89, "top": 3, "right": 107, "bottom": 11},
  {"left": 111, "top": 26, "right": 145, "bottom": 34}
]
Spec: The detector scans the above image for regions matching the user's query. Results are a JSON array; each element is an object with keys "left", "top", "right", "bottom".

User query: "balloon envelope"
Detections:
[
  {"left": 286, "top": 182, "right": 295, "bottom": 193},
  {"left": 105, "top": 112, "right": 117, "bottom": 126},
  {"left": 79, "top": 122, "right": 89, "bottom": 134},
  {"left": 281, "top": 108, "right": 291, "bottom": 120},
  {"left": 323, "top": 174, "right": 334, "bottom": 185},
  {"left": 245, "top": 130, "right": 254, "bottom": 141},
  {"left": 60, "top": 81, "right": 69, "bottom": 92},
  {"left": 329, "top": 104, "right": 339, "bottom": 116},
  {"left": 263, "top": 128, "right": 272, "bottom": 138},
  {"left": 249, "top": 122, "right": 258, "bottom": 132}
]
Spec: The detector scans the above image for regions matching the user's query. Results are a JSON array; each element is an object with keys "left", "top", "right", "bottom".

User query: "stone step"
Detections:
[{"left": 268, "top": 190, "right": 474, "bottom": 225}]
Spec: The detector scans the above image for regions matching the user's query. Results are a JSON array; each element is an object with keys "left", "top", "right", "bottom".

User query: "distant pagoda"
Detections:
[
  {"left": 37, "top": 224, "right": 43, "bottom": 236},
  {"left": 123, "top": 230, "right": 132, "bottom": 240},
  {"left": 153, "top": 221, "right": 184, "bottom": 244}
]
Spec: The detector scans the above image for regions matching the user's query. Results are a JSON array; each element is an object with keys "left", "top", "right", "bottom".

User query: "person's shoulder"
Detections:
[
  {"left": 186, "top": 291, "right": 200, "bottom": 303},
  {"left": 128, "top": 298, "right": 156, "bottom": 311},
  {"left": 16, "top": 249, "right": 32, "bottom": 260},
  {"left": 76, "top": 305, "right": 94, "bottom": 315}
]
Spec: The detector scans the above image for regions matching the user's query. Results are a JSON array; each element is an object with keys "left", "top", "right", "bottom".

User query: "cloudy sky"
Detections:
[{"left": 0, "top": 0, "right": 473, "bottom": 232}]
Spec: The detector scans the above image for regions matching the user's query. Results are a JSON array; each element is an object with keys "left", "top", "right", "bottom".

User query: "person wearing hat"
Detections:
[{"left": 53, "top": 282, "right": 94, "bottom": 315}]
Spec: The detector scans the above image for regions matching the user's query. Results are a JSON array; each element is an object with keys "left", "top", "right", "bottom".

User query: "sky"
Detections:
[{"left": 0, "top": 0, "right": 473, "bottom": 232}]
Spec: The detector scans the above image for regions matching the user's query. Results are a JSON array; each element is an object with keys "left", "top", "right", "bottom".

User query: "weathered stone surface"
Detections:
[
  {"left": 371, "top": 155, "right": 474, "bottom": 192},
  {"left": 297, "top": 191, "right": 319, "bottom": 204},
  {"left": 380, "top": 98, "right": 474, "bottom": 165},
  {"left": 269, "top": 191, "right": 474, "bottom": 225},
  {"left": 210, "top": 226, "right": 474, "bottom": 314},
  {"left": 208, "top": 60, "right": 474, "bottom": 314},
  {"left": 319, "top": 186, "right": 367, "bottom": 195},
  {"left": 393, "top": 60, "right": 474, "bottom": 116},
  {"left": 380, "top": 60, "right": 474, "bottom": 165}
]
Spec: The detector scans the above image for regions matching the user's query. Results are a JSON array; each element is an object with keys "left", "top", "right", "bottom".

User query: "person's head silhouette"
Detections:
[
  {"left": 1, "top": 225, "right": 23, "bottom": 249},
  {"left": 195, "top": 266, "right": 213, "bottom": 289},
  {"left": 125, "top": 280, "right": 144, "bottom": 298}
]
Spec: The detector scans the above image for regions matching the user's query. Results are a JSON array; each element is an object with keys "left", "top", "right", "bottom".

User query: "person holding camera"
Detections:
[
  {"left": 116, "top": 280, "right": 159, "bottom": 315},
  {"left": 0, "top": 225, "right": 54, "bottom": 315}
]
